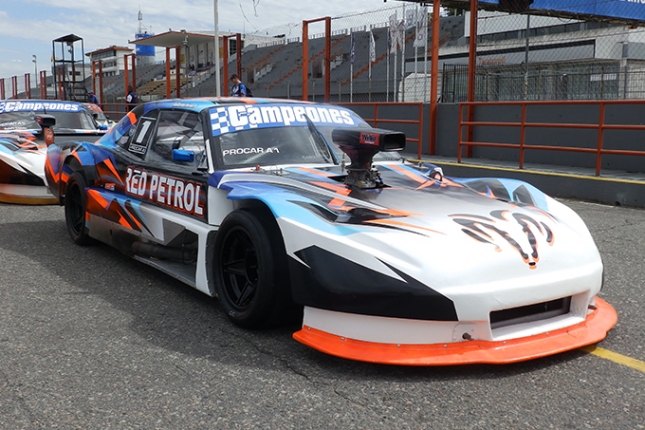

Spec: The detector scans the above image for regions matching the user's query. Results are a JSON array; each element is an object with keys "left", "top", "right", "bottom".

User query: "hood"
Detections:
[{"left": 211, "top": 163, "right": 599, "bottom": 279}]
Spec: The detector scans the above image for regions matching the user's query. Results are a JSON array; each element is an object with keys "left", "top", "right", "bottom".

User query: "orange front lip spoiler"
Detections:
[{"left": 292, "top": 298, "right": 617, "bottom": 366}]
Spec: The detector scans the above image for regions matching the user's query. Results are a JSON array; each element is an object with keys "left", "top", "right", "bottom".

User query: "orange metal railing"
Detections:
[{"left": 458, "top": 100, "right": 645, "bottom": 176}]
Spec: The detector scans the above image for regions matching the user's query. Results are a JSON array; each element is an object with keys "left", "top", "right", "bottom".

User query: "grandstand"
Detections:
[
  {"left": 18, "top": 7, "right": 460, "bottom": 103},
  {"left": 149, "top": 14, "right": 463, "bottom": 102}
]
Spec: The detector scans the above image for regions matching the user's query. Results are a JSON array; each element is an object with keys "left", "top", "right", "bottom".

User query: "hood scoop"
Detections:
[{"left": 331, "top": 128, "right": 405, "bottom": 189}]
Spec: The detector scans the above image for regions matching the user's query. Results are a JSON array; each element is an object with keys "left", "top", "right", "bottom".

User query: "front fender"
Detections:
[{"left": 45, "top": 141, "right": 99, "bottom": 202}]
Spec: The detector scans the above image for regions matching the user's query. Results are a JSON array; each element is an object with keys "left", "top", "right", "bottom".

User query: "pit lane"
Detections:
[{"left": 0, "top": 200, "right": 643, "bottom": 429}]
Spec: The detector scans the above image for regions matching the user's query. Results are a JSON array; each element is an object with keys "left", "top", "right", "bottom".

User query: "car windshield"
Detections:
[
  {"left": 213, "top": 125, "right": 335, "bottom": 168},
  {"left": 0, "top": 111, "right": 97, "bottom": 131},
  {"left": 0, "top": 112, "right": 41, "bottom": 131},
  {"left": 94, "top": 111, "right": 108, "bottom": 122}
]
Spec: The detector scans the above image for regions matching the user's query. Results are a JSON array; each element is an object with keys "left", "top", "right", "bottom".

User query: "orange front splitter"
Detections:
[{"left": 293, "top": 298, "right": 617, "bottom": 366}]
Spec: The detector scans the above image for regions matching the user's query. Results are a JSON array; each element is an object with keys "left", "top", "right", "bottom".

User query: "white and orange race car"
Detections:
[
  {"left": 0, "top": 100, "right": 106, "bottom": 204},
  {"left": 44, "top": 98, "right": 616, "bottom": 365}
]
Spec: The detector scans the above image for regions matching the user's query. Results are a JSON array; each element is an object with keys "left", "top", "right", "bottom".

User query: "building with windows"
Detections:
[{"left": 86, "top": 46, "right": 134, "bottom": 77}]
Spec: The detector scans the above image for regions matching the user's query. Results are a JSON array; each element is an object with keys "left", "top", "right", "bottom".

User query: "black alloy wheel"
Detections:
[
  {"left": 214, "top": 210, "right": 295, "bottom": 329},
  {"left": 64, "top": 172, "right": 91, "bottom": 246}
]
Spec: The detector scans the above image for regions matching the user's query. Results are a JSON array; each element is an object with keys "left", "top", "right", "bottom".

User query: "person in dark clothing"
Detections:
[
  {"left": 126, "top": 85, "right": 139, "bottom": 111},
  {"left": 230, "top": 74, "right": 248, "bottom": 97},
  {"left": 87, "top": 90, "right": 99, "bottom": 104}
]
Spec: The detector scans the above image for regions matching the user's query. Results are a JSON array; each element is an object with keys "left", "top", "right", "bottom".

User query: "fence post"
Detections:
[
  {"left": 11, "top": 76, "right": 18, "bottom": 99},
  {"left": 596, "top": 102, "right": 606, "bottom": 176},
  {"left": 25, "top": 74, "right": 31, "bottom": 99},
  {"left": 175, "top": 46, "right": 181, "bottom": 98},
  {"left": 324, "top": 17, "right": 331, "bottom": 103},
  {"left": 302, "top": 21, "right": 309, "bottom": 101},
  {"left": 165, "top": 47, "right": 172, "bottom": 99},
  {"left": 466, "top": 0, "right": 479, "bottom": 158},
  {"left": 519, "top": 102, "right": 527, "bottom": 169},
  {"left": 429, "top": 0, "right": 441, "bottom": 155},
  {"left": 223, "top": 35, "right": 230, "bottom": 96}
]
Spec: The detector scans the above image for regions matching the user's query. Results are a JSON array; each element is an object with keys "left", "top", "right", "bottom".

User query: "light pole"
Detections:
[
  {"left": 214, "top": 0, "right": 220, "bottom": 96},
  {"left": 181, "top": 29, "right": 188, "bottom": 96},
  {"left": 32, "top": 55, "right": 38, "bottom": 94}
]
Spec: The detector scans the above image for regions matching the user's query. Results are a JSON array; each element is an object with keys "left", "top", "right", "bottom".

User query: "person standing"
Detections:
[
  {"left": 229, "top": 74, "right": 248, "bottom": 97},
  {"left": 126, "top": 85, "right": 139, "bottom": 111},
  {"left": 87, "top": 90, "right": 99, "bottom": 104}
]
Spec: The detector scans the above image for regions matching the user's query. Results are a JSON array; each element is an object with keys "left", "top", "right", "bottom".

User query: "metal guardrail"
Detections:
[{"left": 458, "top": 100, "right": 645, "bottom": 176}]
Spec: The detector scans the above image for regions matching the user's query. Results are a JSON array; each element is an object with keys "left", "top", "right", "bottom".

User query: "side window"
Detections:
[
  {"left": 126, "top": 116, "right": 157, "bottom": 158},
  {"left": 146, "top": 110, "right": 205, "bottom": 170},
  {"left": 116, "top": 111, "right": 158, "bottom": 160}
]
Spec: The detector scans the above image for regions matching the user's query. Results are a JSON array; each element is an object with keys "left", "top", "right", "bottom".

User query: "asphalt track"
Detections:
[{"left": 1, "top": 200, "right": 644, "bottom": 430}]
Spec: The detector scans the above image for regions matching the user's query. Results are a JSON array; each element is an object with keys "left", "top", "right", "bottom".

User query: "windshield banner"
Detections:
[
  {"left": 0, "top": 101, "right": 80, "bottom": 114},
  {"left": 209, "top": 104, "right": 366, "bottom": 137}
]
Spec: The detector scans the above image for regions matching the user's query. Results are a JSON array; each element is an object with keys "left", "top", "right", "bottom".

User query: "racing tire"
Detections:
[
  {"left": 213, "top": 210, "right": 296, "bottom": 329},
  {"left": 64, "top": 172, "right": 91, "bottom": 246}
]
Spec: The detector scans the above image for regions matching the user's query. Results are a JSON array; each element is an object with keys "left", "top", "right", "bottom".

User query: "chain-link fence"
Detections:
[
  {"left": 442, "top": 8, "right": 645, "bottom": 102},
  {"left": 245, "top": 1, "right": 645, "bottom": 103}
]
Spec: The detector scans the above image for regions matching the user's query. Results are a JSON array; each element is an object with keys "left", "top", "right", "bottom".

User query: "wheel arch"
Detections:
[
  {"left": 58, "top": 146, "right": 99, "bottom": 202},
  {"left": 206, "top": 198, "right": 287, "bottom": 296}
]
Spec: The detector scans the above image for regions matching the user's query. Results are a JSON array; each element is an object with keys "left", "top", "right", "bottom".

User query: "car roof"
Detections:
[{"left": 140, "top": 97, "right": 321, "bottom": 114}]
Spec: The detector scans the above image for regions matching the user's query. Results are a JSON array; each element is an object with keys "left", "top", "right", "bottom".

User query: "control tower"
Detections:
[{"left": 135, "top": 9, "right": 155, "bottom": 66}]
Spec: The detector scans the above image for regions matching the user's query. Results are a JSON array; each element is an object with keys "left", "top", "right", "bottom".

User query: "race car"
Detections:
[
  {"left": 44, "top": 97, "right": 617, "bottom": 365},
  {"left": 83, "top": 103, "right": 116, "bottom": 129},
  {"left": 0, "top": 99, "right": 107, "bottom": 204}
]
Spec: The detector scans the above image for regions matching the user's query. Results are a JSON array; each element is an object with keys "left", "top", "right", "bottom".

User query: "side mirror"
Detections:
[{"left": 172, "top": 149, "right": 195, "bottom": 162}]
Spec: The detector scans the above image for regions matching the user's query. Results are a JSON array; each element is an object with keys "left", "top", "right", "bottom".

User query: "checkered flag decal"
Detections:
[{"left": 210, "top": 107, "right": 258, "bottom": 136}]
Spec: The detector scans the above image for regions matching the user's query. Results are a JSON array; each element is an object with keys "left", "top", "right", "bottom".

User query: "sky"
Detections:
[{"left": 0, "top": 0, "right": 410, "bottom": 87}]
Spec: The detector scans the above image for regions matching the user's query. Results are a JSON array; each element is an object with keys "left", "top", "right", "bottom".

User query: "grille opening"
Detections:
[{"left": 490, "top": 297, "right": 571, "bottom": 330}]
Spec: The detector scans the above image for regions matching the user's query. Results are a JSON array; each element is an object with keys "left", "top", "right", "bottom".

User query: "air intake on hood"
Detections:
[{"left": 331, "top": 127, "right": 405, "bottom": 189}]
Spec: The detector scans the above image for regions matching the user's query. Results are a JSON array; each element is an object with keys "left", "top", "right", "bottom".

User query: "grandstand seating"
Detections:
[{"left": 15, "top": 15, "right": 466, "bottom": 103}]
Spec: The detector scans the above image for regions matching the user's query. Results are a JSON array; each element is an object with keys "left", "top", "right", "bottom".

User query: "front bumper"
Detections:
[{"left": 292, "top": 298, "right": 617, "bottom": 365}]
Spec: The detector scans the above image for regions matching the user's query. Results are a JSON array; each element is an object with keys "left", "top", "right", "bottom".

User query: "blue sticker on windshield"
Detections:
[
  {"left": 0, "top": 101, "right": 81, "bottom": 114},
  {"left": 209, "top": 104, "right": 365, "bottom": 137}
]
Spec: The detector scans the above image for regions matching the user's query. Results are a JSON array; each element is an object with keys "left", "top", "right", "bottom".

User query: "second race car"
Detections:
[{"left": 0, "top": 99, "right": 106, "bottom": 204}]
